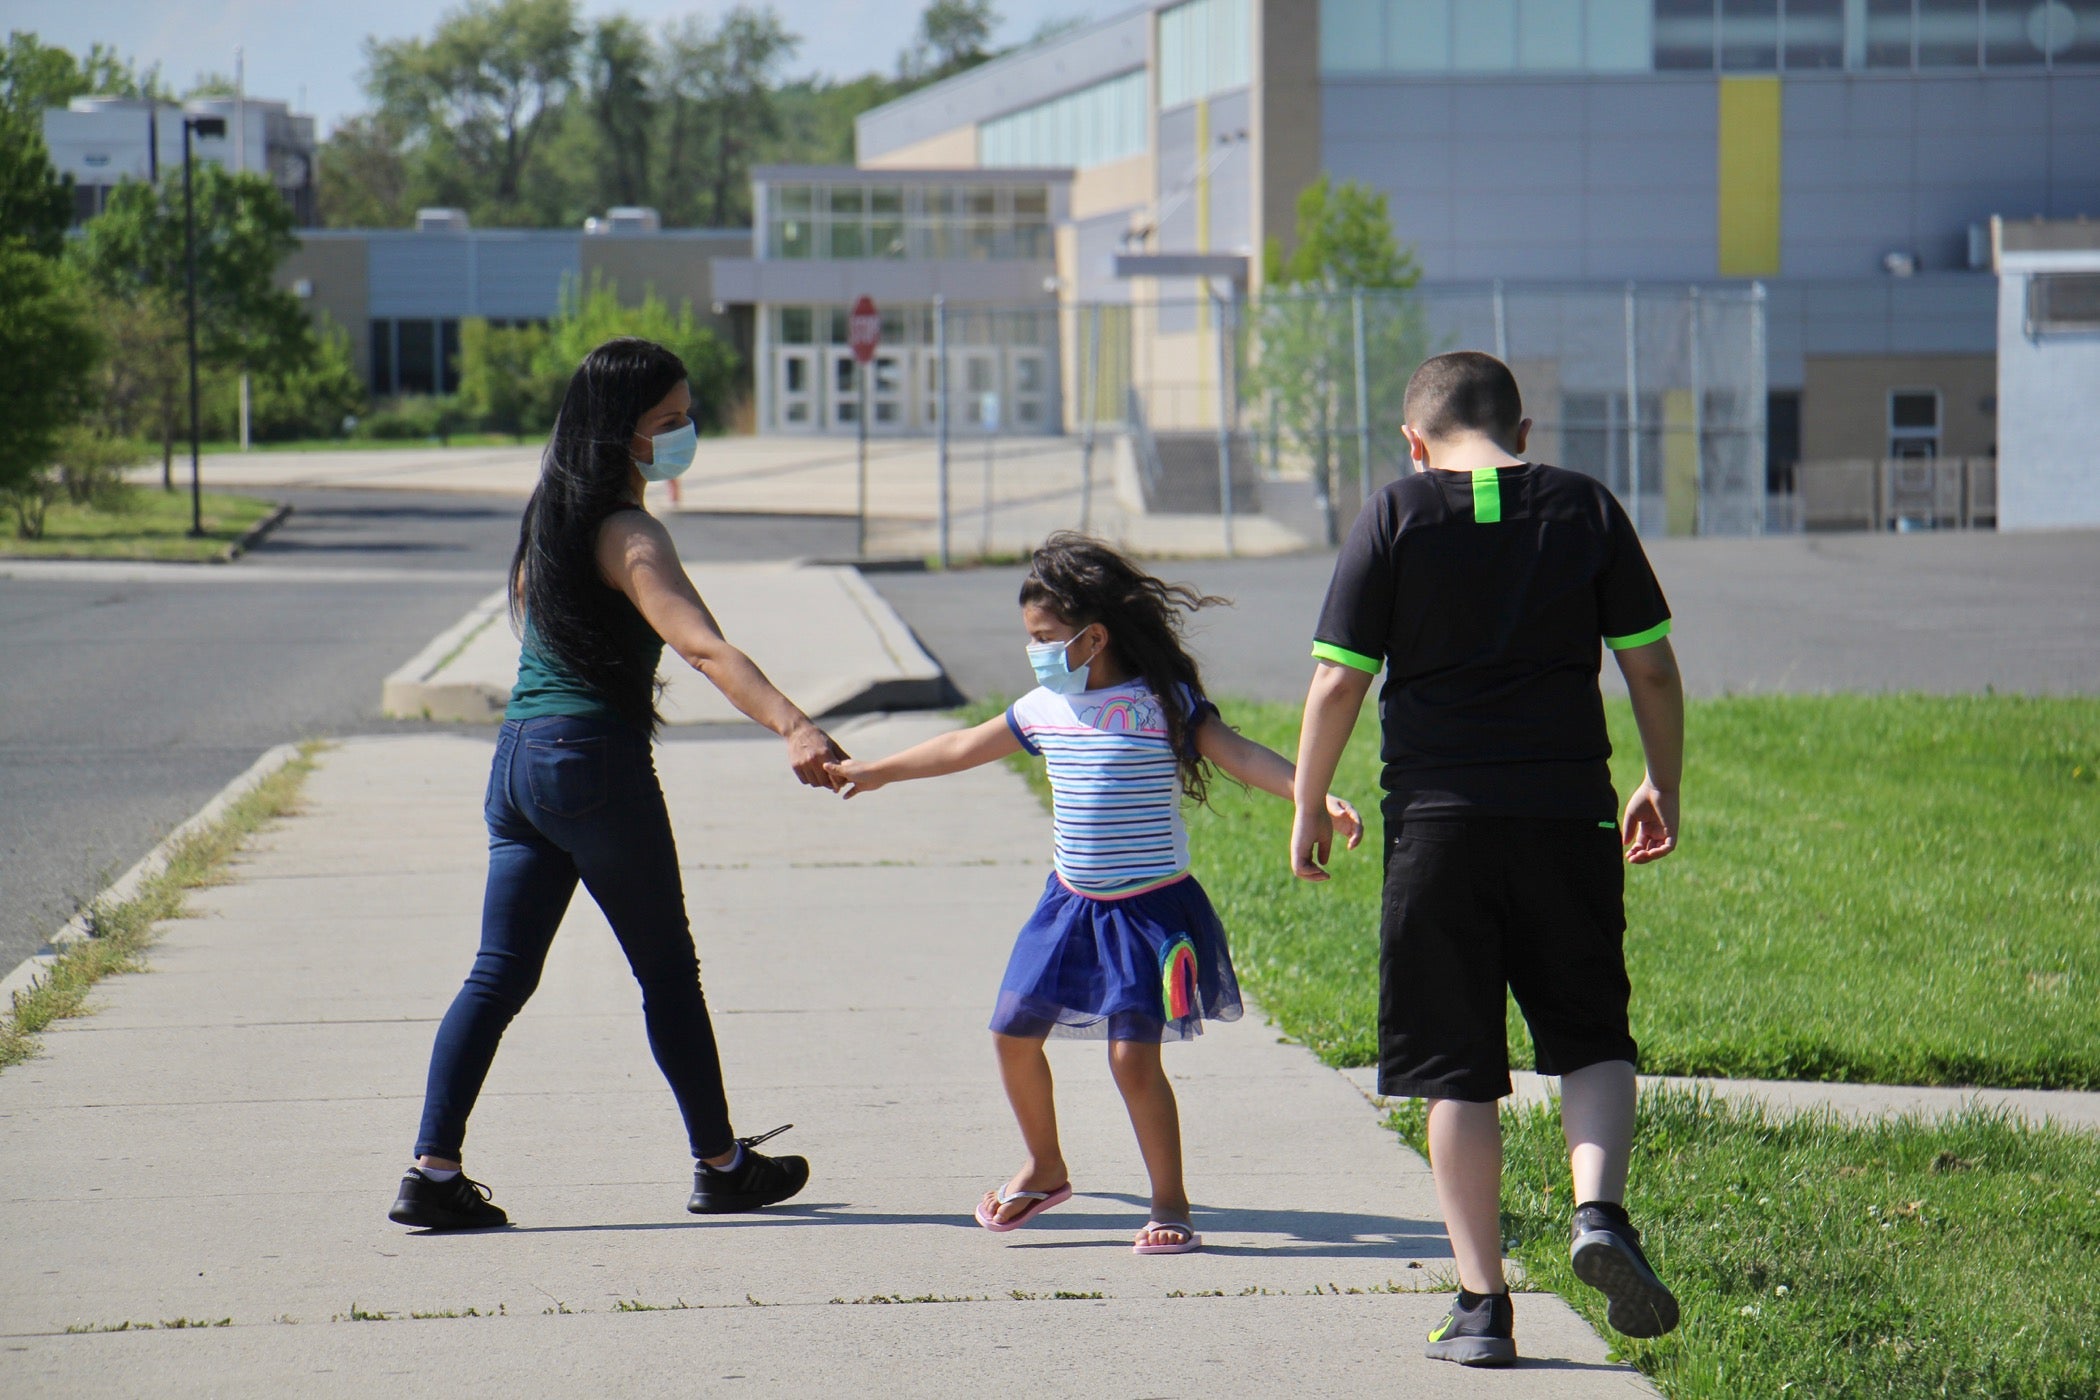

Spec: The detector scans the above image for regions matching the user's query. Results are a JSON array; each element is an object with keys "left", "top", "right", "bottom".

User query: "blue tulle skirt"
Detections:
[{"left": 990, "top": 872, "right": 1243, "bottom": 1043}]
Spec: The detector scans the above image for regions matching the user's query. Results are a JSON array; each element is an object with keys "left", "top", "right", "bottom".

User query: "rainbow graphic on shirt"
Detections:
[
  {"left": 1086, "top": 696, "right": 1147, "bottom": 733},
  {"left": 1161, "top": 936, "right": 1199, "bottom": 1021}
]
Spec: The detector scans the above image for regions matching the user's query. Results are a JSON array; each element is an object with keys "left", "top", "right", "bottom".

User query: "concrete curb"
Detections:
[
  {"left": 379, "top": 585, "right": 510, "bottom": 722},
  {"left": 223, "top": 502, "right": 294, "bottom": 562},
  {"left": 1339, "top": 1066, "right": 2100, "bottom": 1133},
  {"left": 0, "top": 742, "right": 307, "bottom": 1009}
]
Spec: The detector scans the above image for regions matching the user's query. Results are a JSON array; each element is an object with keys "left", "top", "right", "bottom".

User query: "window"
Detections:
[
  {"left": 1721, "top": 0, "right": 1780, "bottom": 68},
  {"left": 1864, "top": 0, "right": 1916, "bottom": 67},
  {"left": 1517, "top": 0, "right": 1586, "bottom": 67},
  {"left": 778, "top": 308, "right": 813, "bottom": 344},
  {"left": 1654, "top": 0, "right": 1718, "bottom": 67},
  {"left": 397, "top": 319, "right": 436, "bottom": 396},
  {"left": 1782, "top": 0, "right": 1846, "bottom": 67},
  {"left": 1322, "top": 0, "right": 1388, "bottom": 70},
  {"left": 1888, "top": 389, "right": 1941, "bottom": 458},
  {"left": 980, "top": 70, "right": 1146, "bottom": 169},
  {"left": 1916, "top": 0, "right": 1982, "bottom": 65},
  {"left": 1453, "top": 0, "right": 1520, "bottom": 67},
  {"left": 1159, "top": 0, "right": 1251, "bottom": 107},
  {"left": 1588, "top": 0, "right": 1655, "bottom": 66},
  {"left": 370, "top": 319, "right": 393, "bottom": 394},
  {"left": 2027, "top": 272, "right": 2100, "bottom": 333}
]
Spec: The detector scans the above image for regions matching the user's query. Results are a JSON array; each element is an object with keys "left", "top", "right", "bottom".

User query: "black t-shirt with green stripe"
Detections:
[{"left": 1312, "top": 462, "right": 1671, "bottom": 821}]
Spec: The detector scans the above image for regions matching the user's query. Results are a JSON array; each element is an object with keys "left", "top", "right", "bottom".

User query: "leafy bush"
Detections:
[
  {"left": 353, "top": 395, "right": 474, "bottom": 442},
  {"left": 199, "top": 316, "right": 367, "bottom": 443},
  {"left": 534, "top": 272, "right": 740, "bottom": 432},
  {"left": 457, "top": 318, "right": 561, "bottom": 436}
]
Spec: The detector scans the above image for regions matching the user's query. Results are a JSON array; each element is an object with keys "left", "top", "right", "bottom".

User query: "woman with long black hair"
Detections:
[{"left": 389, "top": 337, "right": 846, "bottom": 1230}]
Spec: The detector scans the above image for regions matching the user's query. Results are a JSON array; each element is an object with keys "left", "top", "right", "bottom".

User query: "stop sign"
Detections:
[{"left": 848, "top": 295, "right": 881, "bottom": 364}]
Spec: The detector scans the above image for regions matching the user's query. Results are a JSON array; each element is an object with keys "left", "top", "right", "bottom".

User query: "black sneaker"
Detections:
[
  {"left": 388, "top": 1168, "right": 510, "bottom": 1231},
  {"left": 1425, "top": 1290, "right": 1516, "bottom": 1366},
  {"left": 687, "top": 1125, "right": 810, "bottom": 1214},
  {"left": 1571, "top": 1204, "right": 1680, "bottom": 1338}
]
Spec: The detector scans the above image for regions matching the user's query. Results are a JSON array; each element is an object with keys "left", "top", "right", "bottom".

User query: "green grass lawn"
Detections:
[
  {"left": 1189, "top": 694, "right": 2100, "bottom": 1090},
  {"left": 1390, "top": 1089, "right": 2100, "bottom": 1398},
  {"left": 0, "top": 489, "right": 278, "bottom": 562}
]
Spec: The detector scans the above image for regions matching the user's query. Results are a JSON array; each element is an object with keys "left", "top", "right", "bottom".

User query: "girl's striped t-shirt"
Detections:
[{"left": 1005, "top": 681, "right": 1214, "bottom": 899}]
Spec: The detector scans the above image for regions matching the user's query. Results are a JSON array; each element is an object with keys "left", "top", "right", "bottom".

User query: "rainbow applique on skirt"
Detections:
[{"left": 990, "top": 873, "right": 1243, "bottom": 1044}]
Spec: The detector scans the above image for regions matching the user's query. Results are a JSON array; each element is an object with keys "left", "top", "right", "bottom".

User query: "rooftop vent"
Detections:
[
  {"left": 416, "top": 207, "right": 470, "bottom": 234},
  {"left": 585, "top": 206, "right": 661, "bottom": 235}
]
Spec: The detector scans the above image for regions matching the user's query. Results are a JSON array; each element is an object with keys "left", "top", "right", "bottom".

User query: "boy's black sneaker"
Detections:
[
  {"left": 388, "top": 1168, "right": 510, "bottom": 1231},
  {"left": 1571, "top": 1204, "right": 1680, "bottom": 1337},
  {"left": 1424, "top": 1290, "right": 1517, "bottom": 1367},
  {"left": 687, "top": 1125, "right": 810, "bottom": 1214}
]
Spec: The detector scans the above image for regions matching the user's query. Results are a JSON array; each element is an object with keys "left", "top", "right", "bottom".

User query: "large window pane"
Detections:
[
  {"left": 1452, "top": 0, "right": 1517, "bottom": 67},
  {"left": 1586, "top": 0, "right": 1654, "bottom": 69},
  {"left": 828, "top": 186, "right": 865, "bottom": 216},
  {"left": 1516, "top": 0, "right": 1582, "bottom": 66},
  {"left": 1916, "top": 0, "right": 1981, "bottom": 64},
  {"left": 1387, "top": 0, "right": 1453, "bottom": 70},
  {"left": 1983, "top": 0, "right": 2044, "bottom": 63},
  {"left": 1321, "top": 0, "right": 1386, "bottom": 70},
  {"left": 2060, "top": 1, "right": 2100, "bottom": 65},
  {"left": 773, "top": 185, "right": 811, "bottom": 214},
  {"left": 397, "top": 319, "right": 435, "bottom": 396},
  {"left": 1654, "top": 0, "right": 1718, "bottom": 68},
  {"left": 1782, "top": 0, "right": 1846, "bottom": 67},
  {"left": 828, "top": 221, "right": 864, "bottom": 258},
  {"left": 1721, "top": 0, "right": 1780, "bottom": 67},
  {"left": 1865, "top": 0, "right": 1916, "bottom": 67}
]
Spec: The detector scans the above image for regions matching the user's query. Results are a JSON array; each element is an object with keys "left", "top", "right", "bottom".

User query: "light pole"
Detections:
[{"left": 181, "top": 114, "right": 226, "bottom": 539}]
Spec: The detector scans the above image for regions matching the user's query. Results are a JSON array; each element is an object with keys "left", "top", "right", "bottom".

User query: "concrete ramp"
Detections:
[{"left": 382, "top": 564, "right": 951, "bottom": 724}]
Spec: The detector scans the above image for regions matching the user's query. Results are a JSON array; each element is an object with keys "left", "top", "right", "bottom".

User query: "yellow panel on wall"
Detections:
[{"left": 1717, "top": 76, "right": 1782, "bottom": 278}]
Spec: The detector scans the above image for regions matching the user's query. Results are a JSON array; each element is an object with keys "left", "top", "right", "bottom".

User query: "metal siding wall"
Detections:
[
  {"left": 475, "top": 235, "right": 582, "bottom": 319},
  {"left": 1207, "top": 87, "right": 1254, "bottom": 253},
  {"left": 367, "top": 239, "right": 473, "bottom": 317}
]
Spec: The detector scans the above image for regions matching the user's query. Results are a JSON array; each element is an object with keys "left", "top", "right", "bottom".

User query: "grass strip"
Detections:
[
  {"left": 0, "top": 744, "right": 321, "bottom": 1070},
  {"left": 1184, "top": 694, "right": 2100, "bottom": 1089},
  {"left": 1388, "top": 1087, "right": 2100, "bottom": 1398},
  {"left": 0, "top": 489, "right": 277, "bottom": 562}
]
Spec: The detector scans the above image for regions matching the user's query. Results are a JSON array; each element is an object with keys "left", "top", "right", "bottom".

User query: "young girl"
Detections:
[{"left": 825, "top": 533, "right": 1362, "bottom": 1255}]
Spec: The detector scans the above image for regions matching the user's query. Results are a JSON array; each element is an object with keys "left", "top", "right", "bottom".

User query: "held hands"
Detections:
[
  {"left": 821, "top": 757, "right": 884, "bottom": 799},
  {"left": 1621, "top": 777, "right": 1678, "bottom": 864},
  {"left": 1291, "top": 793, "right": 1364, "bottom": 882},
  {"left": 786, "top": 721, "right": 849, "bottom": 790}
]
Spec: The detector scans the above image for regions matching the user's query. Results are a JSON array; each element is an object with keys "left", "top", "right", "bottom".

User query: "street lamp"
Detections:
[{"left": 181, "top": 114, "right": 226, "bottom": 539}]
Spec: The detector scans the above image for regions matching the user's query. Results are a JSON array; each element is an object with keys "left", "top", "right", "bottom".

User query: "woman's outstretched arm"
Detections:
[
  {"left": 824, "top": 716, "right": 1023, "bottom": 797},
  {"left": 597, "top": 511, "right": 845, "bottom": 787}
]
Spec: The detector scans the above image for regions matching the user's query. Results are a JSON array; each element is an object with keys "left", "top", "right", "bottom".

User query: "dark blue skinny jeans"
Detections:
[{"left": 414, "top": 716, "right": 735, "bottom": 1161}]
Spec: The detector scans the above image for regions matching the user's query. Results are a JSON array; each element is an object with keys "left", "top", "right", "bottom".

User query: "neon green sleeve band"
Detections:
[
  {"left": 1604, "top": 618, "right": 1673, "bottom": 651},
  {"left": 1312, "top": 641, "right": 1381, "bottom": 674}
]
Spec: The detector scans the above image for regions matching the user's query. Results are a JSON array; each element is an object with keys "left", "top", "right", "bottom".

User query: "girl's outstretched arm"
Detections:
[
  {"left": 825, "top": 716, "right": 1023, "bottom": 798},
  {"left": 1193, "top": 715, "right": 1363, "bottom": 849}
]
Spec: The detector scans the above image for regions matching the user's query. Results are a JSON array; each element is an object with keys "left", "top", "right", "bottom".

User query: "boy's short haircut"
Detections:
[{"left": 1404, "top": 351, "right": 1524, "bottom": 443}]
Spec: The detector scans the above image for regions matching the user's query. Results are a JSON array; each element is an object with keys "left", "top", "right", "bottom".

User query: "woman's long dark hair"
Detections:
[
  {"left": 1019, "top": 532, "right": 1228, "bottom": 804},
  {"left": 510, "top": 337, "right": 689, "bottom": 731}
]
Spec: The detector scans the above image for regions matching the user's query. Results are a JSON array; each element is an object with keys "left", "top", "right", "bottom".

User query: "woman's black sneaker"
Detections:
[
  {"left": 388, "top": 1168, "right": 510, "bottom": 1230},
  {"left": 1571, "top": 1204, "right": 1680, "bottom": 1337},
  {"left": 1424, "top": 1290, "right": 1517, "bottom": 1366},
  {"left": 687, "top": 1124, "right": 810, "bottom": 1214}
]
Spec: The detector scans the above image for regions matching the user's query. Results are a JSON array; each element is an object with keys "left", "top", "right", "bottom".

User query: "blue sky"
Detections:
[{"left": 12, "top": 1, "right": 1101, "bottom": 134}]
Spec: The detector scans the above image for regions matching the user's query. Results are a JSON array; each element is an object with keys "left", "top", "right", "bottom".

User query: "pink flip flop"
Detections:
[
  {"left": 1133, "top": 1220, "right": 1202, "bottom": 1255},
  {"left": 975, "top": 1182, "right": 1073, "bottom": 1232}
]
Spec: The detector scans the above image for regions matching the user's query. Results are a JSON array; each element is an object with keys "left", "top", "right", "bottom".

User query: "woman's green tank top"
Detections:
[{"left": 506, "top": 592, "right": 665, "bottom": 725}]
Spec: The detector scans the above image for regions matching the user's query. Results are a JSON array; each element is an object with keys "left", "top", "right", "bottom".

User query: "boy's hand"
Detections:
[
  {"left": 823, "top": 758, "right": 883, "bottom": 799},
  {"left": 1621, "top": 779, "right": 1678, "bottom": 863},
  {"left": 1325, "top": 794, "right": 1364, "bottom": 851},
  {"left": 1290, "top": 803, "right": 1336, "bottom": 881}
]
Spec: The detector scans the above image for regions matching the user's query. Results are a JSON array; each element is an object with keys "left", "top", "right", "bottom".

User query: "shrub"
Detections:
[
  {"left": 353, "top": 395, "right": 473, "bottom": 442},
  {"left": 458, "top": 318, "right": 561, "bottom": 436},
  {"left": 535, "top": 273, "right": 740, "bottom": 433}
]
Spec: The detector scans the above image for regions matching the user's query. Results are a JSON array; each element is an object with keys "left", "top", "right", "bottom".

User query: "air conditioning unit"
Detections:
[
  {"left": 587, "top": 206, "right": 662, "bottom": 235},
  {"left": 415, "top": 207, "right": 470, "bottom": 233}
]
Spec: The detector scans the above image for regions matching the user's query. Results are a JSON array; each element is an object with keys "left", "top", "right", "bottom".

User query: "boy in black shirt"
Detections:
[{"left": 1290, "top": 352, "right": 1684, "bottom": 1367}]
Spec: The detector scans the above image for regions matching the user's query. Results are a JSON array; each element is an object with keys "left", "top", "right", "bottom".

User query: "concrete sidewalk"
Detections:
[{"left": 0, "top": 723, "right": 1652, "bottom": 1397}]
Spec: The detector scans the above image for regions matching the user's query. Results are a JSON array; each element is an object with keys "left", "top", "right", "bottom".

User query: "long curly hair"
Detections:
[
  {"left": 509, "top": 337, "right": 688, "bottom": 732},
  {"left": 1018, "top": 532, "right": 1229, "bottom": 804}
]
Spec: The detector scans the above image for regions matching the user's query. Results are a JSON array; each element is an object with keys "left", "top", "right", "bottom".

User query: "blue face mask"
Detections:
[
  {"left": 1027, "top": 631, "right": 1098, "bottom": 695},
  {"left": 635, "top": 419, "right": 697, "bottom": 482}
]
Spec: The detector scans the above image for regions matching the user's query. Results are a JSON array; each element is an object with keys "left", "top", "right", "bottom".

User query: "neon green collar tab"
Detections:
[{"left": 1471, "top": 467, "right": 1502, "bottom": 524}]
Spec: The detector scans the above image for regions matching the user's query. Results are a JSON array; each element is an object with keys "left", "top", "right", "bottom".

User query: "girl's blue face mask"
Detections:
[
  {"left": 1026, "top": 629, "right": 1099, "bottom": 695},
  {"left": 635, "top": 419, "right": 697, "bottom": 482}
]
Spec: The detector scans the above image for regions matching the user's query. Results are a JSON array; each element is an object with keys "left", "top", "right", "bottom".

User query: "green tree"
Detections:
[
  {"left": 1253, "top": 175, "right": 1427, "bottom": 544},
  {"left": 364, "top": 0, "right": 583, "bottom": 222},
  {"left": 318, "top": 112, "right": 413, "bottom": 227},
  {"left": 83, "top": 284, "right": 185, "bottom": 488},
  {"left": 662, "top": 6, "right": 797, "bottom": 229},
  {"left": 0, "top": 99, "right": 71, "bottom": 257},
  {"left": 1, "top": 31, "right": 162, "bottom": 124},
  {"left": 73, "top": 163, "right": 312, "bottom": 377},
  {"left": 583, "top": 14, "right": 656, "bottom": 211},
  {"left": 902, "top": 0, "right": 998, "bottom": 81},
  {"left": 203, "top": 315, "right": 366, "bottom": 442},
  {"left": 0, "top": 247, "right": 101, "bottom": 536},
  {"left": 536, "top": 273, "right": 739, "bottom": 431}
]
